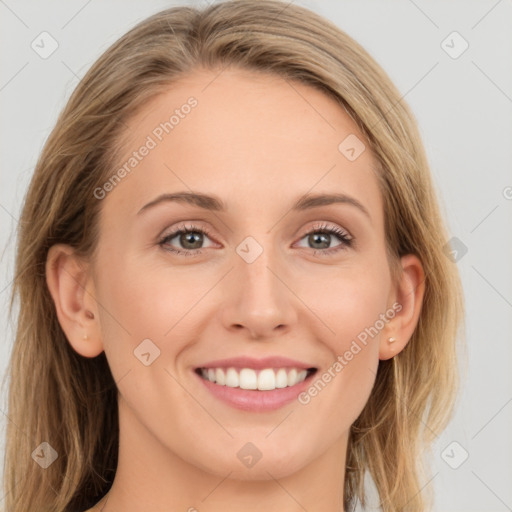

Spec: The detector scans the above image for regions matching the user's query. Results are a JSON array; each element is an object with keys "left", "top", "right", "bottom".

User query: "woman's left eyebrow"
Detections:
[
  {"left": 137, "top": 190, "right": 371, "bottom": 221},
  {"left": 293, "top": 192, "right": 371, "bottom": 220}
]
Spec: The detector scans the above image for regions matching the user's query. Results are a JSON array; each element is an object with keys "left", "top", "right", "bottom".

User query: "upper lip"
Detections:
[{"left": 195, "top": 356, "right": 317, "bottom": 370}]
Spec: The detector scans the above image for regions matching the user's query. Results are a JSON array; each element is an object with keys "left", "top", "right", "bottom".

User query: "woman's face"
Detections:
[{"left": 81, "top": 67, "right": 416, "bottom": 480}]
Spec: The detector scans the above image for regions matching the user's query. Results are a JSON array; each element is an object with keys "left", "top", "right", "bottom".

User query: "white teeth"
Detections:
[
  {"left": 239, "top": 368, "right": 258, "bottom": 390},
  {"left": 225, "top": 368, "right": 238, "bottom": 387},
  {"left": 199, "top": 367, "right": 311, "bottom": 390},
  {"left": 215, "top": 368, "right": 225, "bottom": 385},
  {"left": 275, "top": 368, "right": 288, "bottom": 388},
  {"left": 257, "top": 369, "right": 275, "bottom": 390}
]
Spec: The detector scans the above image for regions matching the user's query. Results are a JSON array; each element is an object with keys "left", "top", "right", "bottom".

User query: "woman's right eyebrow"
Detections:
[
  {"left": 137, "top": 191, "right": 224, "bottom": 215},
  {"left": 136, "top": 190, "right": 371, "bottom": 222}
]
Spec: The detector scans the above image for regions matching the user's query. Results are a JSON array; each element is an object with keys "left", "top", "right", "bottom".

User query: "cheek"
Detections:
[
  {"left": 298, "top": 261, "right": 390, "bottom": 348},
  {"left": 93, "top": 252, "right": 217, "bottom": 401},
  {"left": 95, "top": 253, "right": 201, "bottom": 341},
  {"left": 296, "top": 263, "right": 389, "bottom": 421},
  {"left": 93, "top": 255, "right": 198, "bottom": 414}
]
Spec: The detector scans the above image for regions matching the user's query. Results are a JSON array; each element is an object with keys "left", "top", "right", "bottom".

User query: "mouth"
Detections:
[
  {"left": 194, "top": 366, "right": 318, "bottom": 391},
  {"left": 193, "top": 355, "right": 319, "bottom": 411}
]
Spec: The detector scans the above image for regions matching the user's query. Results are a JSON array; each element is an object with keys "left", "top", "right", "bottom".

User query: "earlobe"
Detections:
[
  {"left": 45, "top": 244, "right": 104, "bottom": 358},
  {"left": 379, "top": 254, "right": 425, "bottom": 360}
]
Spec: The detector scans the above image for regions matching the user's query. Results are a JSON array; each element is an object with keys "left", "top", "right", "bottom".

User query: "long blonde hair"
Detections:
[{"left": 2, "top": 1, "right": 465, "bottom": 510}]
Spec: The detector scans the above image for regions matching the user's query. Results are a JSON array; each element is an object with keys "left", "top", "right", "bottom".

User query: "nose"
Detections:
[{"left": 221, "top": 242, "right": 298, "bottom": 340}]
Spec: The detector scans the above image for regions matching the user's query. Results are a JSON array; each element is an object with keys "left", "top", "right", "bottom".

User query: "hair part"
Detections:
[{"left": 3, "top": 1, "right": 465, "bottom": 511}]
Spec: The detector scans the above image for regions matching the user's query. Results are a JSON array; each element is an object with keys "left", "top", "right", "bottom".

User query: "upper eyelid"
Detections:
[
  {"left": 296, "top": 222, "right": 352, "bottom": 241},
  {"left": 160, "top": 221, "right": 353, "bottom": 245}
]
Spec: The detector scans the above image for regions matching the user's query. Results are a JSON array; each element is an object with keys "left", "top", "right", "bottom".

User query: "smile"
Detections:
[{"left": 196, "top": 366, "right": 317, "bottom": 391}]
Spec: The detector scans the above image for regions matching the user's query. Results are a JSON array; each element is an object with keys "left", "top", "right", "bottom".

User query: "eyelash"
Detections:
[{"left": 158, "top": 222, "right": 354, "bottom": 258}]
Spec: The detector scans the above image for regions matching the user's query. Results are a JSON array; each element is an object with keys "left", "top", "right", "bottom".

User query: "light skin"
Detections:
[{"left": 46, "top": 67, "right": 425, "bottom": 512}]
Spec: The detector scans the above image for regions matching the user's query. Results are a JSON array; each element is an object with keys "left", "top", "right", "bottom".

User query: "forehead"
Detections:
[{"left": 103, "top": 67, "right": 383, "bottom": 228}]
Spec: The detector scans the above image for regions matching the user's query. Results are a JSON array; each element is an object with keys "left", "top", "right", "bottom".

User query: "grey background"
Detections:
[{"left": 1, "top": 1, "right": 511, "bottom": 511}]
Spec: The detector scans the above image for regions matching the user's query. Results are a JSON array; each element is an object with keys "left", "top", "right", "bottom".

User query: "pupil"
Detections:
[
  {"left": 181, "top": 232, "right": 203, "bottom": 249},
  {"left": 310, "top": 233, "right": 329, "bottom": 249}
]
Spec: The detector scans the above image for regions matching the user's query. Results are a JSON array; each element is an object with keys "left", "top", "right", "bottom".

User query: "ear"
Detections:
[
  {"left": 45, "top": 244, "right": 104, "bottom": 358},
  {"left": 379, "top": 254, "right": 425, "bottom": 360}
]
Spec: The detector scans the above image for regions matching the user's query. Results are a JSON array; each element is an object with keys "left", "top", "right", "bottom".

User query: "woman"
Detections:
[{"left": 2, "top": 1, "right": 465, "bottom": 511}]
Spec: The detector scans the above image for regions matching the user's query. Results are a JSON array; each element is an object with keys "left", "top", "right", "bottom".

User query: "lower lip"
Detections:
[{"left": 194, "top": 370, "right": 315, "bottom": 412}]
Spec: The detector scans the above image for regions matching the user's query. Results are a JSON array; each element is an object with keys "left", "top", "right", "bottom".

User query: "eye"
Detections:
[
  {"left": 295, "top": 222, "right": 353, "bottom": 256},
  {"left": 158, "top": 223, "right": 216, "bottom": 257},
  {"left": 158, "top": 221, "right": 354, "bottom": 257}
]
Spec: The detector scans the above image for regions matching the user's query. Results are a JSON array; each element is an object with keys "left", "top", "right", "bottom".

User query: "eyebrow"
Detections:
[{"left": 137, "top": 191, "right": 371, "bottom": 219}]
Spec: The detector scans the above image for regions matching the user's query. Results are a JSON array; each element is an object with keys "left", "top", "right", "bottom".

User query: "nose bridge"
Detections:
[
  {"left": 223, "top": 233, "right": 297, "bottom": 336},
  {"left": 237, "top": 235, "right": 284, "bottom": 305}
]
